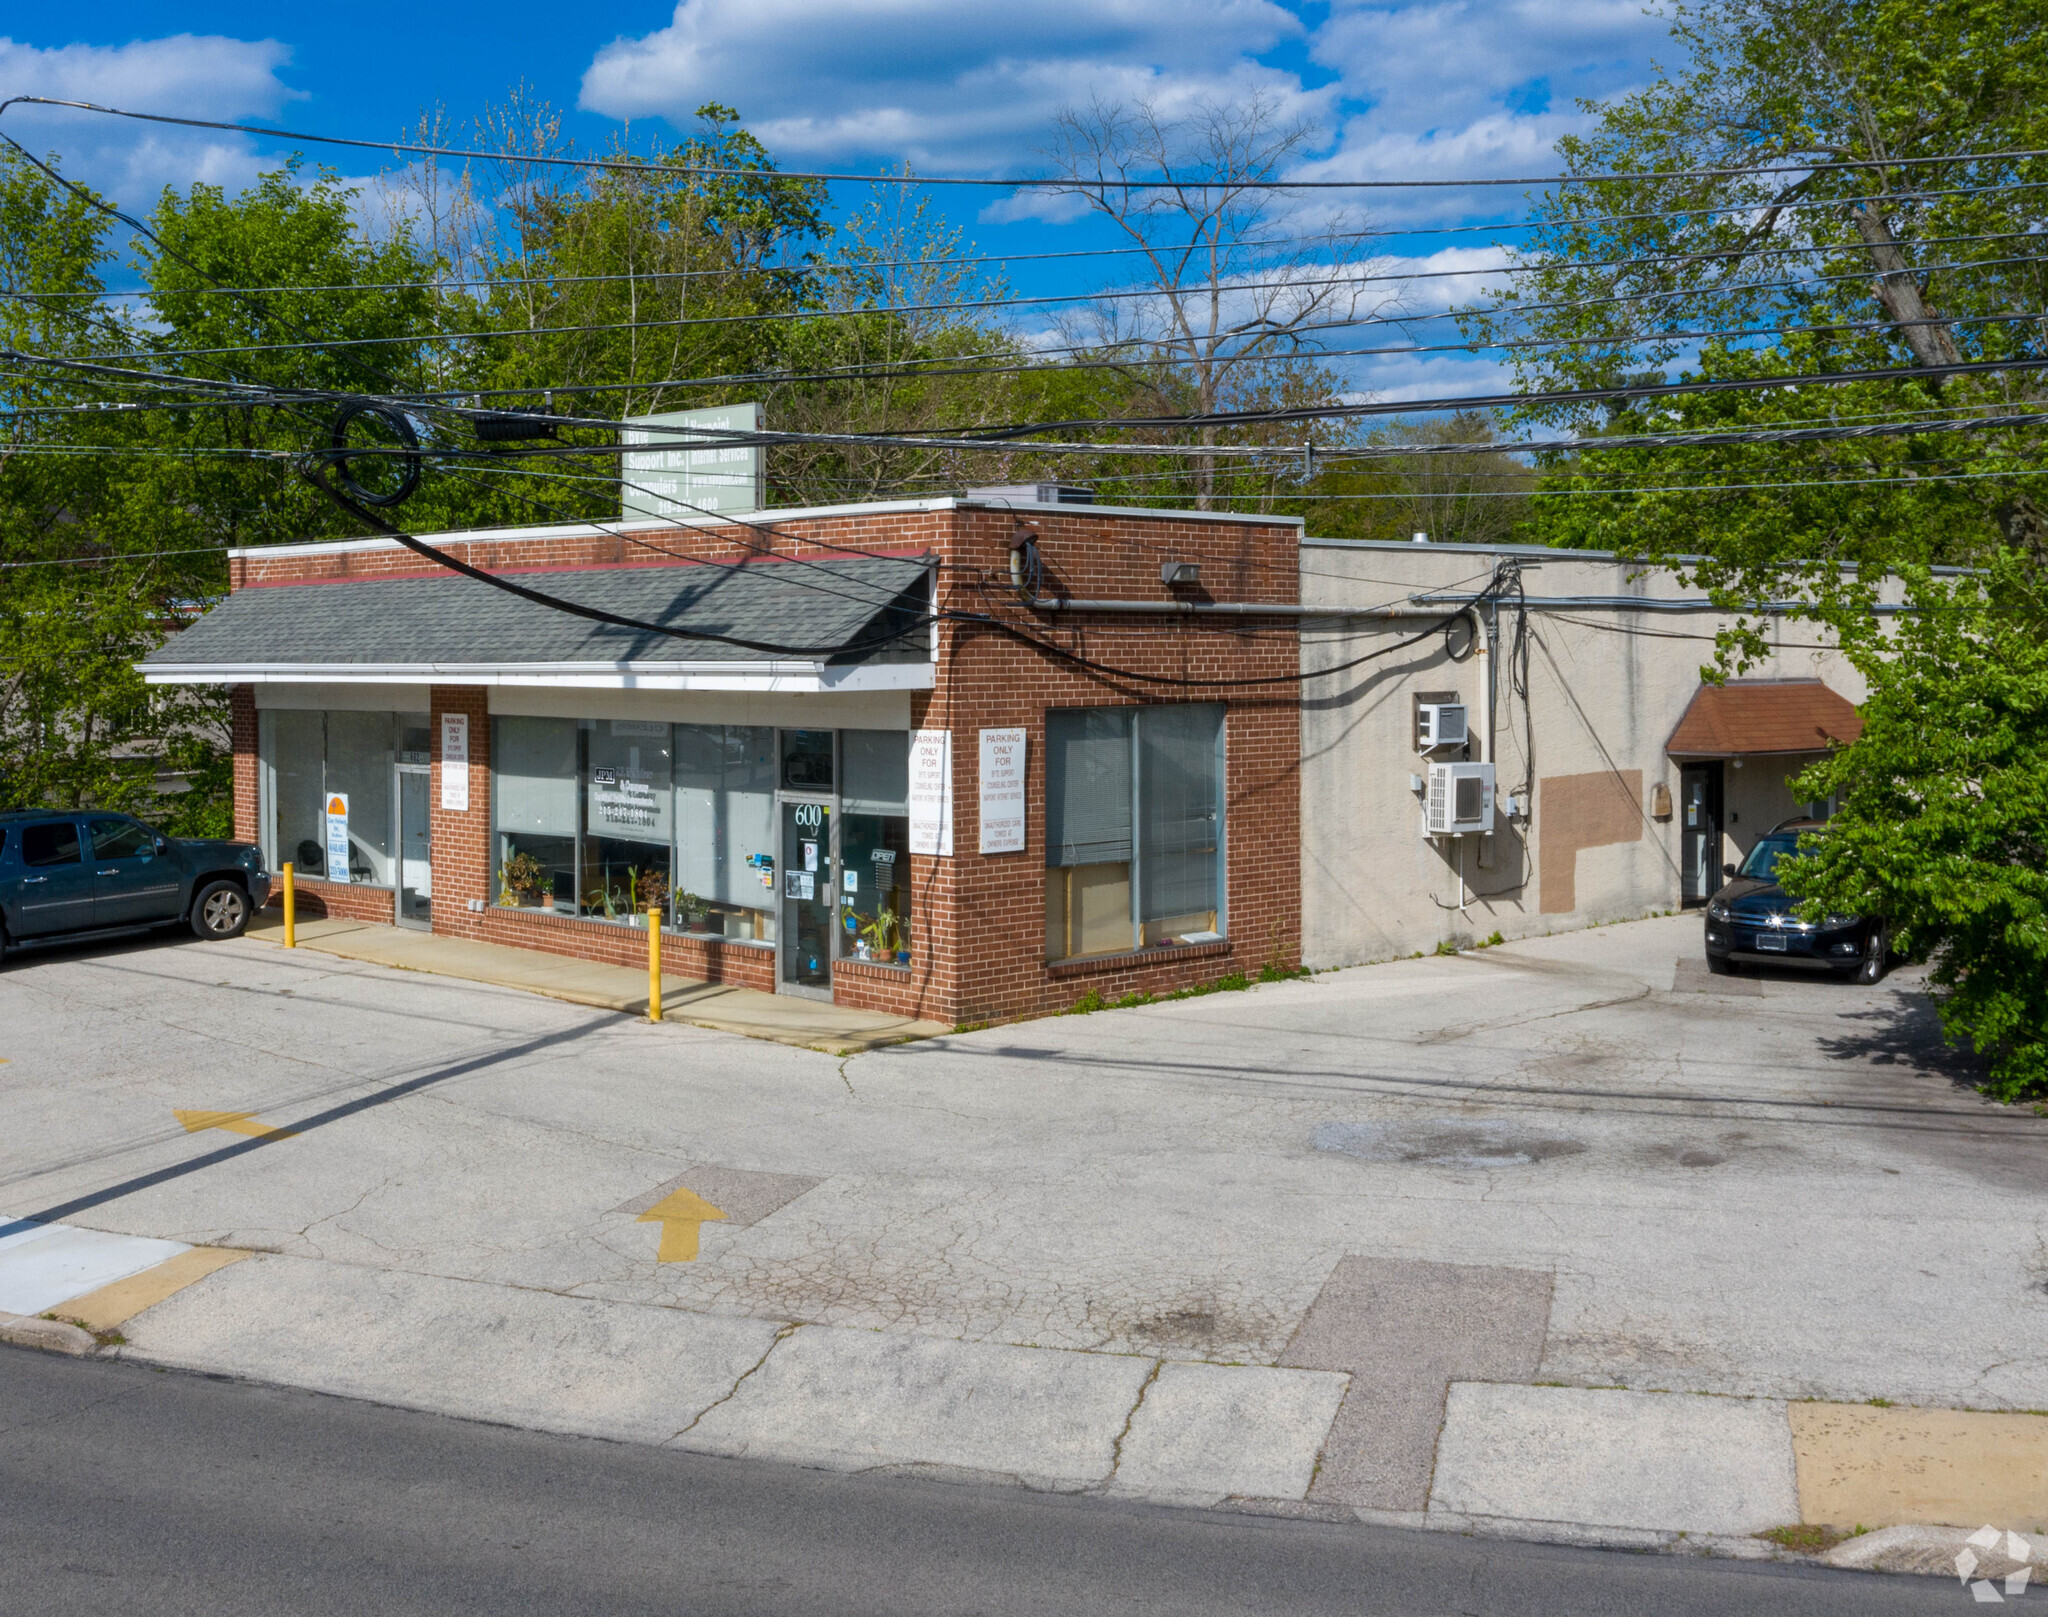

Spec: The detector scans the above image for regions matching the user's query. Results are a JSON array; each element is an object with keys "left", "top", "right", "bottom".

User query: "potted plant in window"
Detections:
[
  {"left": 635, "top": 868, "right": 669, "bottom": 928},
  {"left": 677, "top": 889, "right": 709, "bottom": 930},
  {"left": 501, "top": 851, "right": 544, "bottom": 908},
  {"left": 859, "top": 906, "right": 901, "bottom": 965}
]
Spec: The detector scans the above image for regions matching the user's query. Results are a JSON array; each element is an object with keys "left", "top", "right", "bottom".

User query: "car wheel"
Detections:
[
  {"left": 191, "top": 880, "right": 251, "bottom": 941},
  {"left": 1854, "top": 928, "right": 1888, "bottom": 986},
  {"left": 1706, "top": 952, "right": 1737, "bottom": 975}
]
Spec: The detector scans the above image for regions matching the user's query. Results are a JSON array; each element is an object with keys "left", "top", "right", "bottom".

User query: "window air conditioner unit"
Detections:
[
  {"left": 1416, "top": 702, "right": 1468, "bottom": 749},
  {"left": 1426, "top": 761, "right": 1495, "bottom": 836}
]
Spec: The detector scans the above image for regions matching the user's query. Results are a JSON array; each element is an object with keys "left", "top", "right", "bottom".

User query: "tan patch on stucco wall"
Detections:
[{"left": 1538, "top": 769, "right": 1644, "bottom": 913}]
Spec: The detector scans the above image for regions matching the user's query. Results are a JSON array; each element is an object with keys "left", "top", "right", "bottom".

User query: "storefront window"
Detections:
[
  {"left": 674, "top": 725, "right": 777, "bottom": 942},
  {"left": 326, "top": 711, "right": 395, "bottom": 886},
  {"left": 261, "top": 710, "right": 396, "bottom": 887},
  {"left": 1045, "top": 705, "right": 1225, "bottom": 960},
  {"left": 494, "top": 716, "right": 579, "bottom": 913},
  {"left": 584, "top": 720, "right": 673, "bottom": 925},
  {"left": 840, "top": 730, "right": 911, "bottom": 961},
  {"left": 781, "top": 729, "right": 834, "bottom": 791},
  {"left": 268, "top": 710, "right": 327, "bottom": 876}
]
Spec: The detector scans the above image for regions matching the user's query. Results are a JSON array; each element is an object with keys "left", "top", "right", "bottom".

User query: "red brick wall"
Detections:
[
  {"left": 826, "top": 506, "right": 1302, "bottom": 1026},
  {"left": 230, "top": 503, "right": 1302, "bottom": 1027},
  {"left": 281, "top": 874, "right": 400, "bottom": 923},
  {"left": 231, "top": 686, "right": 259, "bottom": 844},
  {"left": 426, "top": 686, "right": 492, "bottom": 925}
]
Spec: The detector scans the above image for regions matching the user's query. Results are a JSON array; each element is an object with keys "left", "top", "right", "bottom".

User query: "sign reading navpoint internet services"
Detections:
[
  {"left": 978, "top": 728, "right": 1027, "bottom": 854},
  {"left": 621, "top": 403, "right": 764, "bottom": 520},
  {"left": 439, "top": 714, "right": 469, "bottom": 812},
  {"left": 324, "top": 793, "right": 350, "bottom": 882},
  {"left": 908, "top": 729, "right": 953, "bottom": 857}
]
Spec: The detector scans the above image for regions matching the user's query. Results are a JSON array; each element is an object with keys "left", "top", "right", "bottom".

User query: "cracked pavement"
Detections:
[{"left": 4, "top": 913, "right": 2046, "bottom": 1537}]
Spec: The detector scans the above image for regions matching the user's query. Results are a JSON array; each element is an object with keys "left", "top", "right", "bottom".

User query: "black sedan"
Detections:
[{"left": 1703, "top": 819, "right": 1887, "bottom": 983}]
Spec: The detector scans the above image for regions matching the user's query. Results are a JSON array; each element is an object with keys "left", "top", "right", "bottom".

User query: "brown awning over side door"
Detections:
[{"left": 1666, "top": 679, "right": 1863, "bottom": 758}]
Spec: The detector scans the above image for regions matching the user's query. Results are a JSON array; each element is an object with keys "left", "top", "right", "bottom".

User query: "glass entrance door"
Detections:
[
  {"left": 779, "top": 799, "right": 834, "bottom": 995},
  {"left": 1679, "top": 762, "right": 1722, "bottom": 906},
  {"left": 398, "top": 766, "right": 432, "bottom": 926}
]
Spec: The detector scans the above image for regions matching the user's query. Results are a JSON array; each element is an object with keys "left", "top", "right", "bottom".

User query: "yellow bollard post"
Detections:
[
  {"left": 281, "top": 862, "right": 296, "bottom": 948},
  {"left": 648, "top": 902, "right": 662, "bottom": 1023}
]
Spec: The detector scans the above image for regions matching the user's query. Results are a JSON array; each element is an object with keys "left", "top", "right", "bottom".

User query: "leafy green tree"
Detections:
[
  {"left": 1779, "top": 556, "right": 2047, "bottom": 1097},
  {"left": 1471, "top": 0, "right": 2048, "bottom": 1098},
  {"left": 0, "top": 151, "right": 483, "bottom": 829},
  {"left": 1466, "top": 0, "right": 2048, "bottom": 605}
]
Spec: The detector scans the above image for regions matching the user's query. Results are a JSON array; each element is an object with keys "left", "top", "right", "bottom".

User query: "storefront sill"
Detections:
[
  {"left": 488, "top": 905, "right": 774, "bottom": 950},
  {"left": 1045, "top": 940, "right": 1232, "bottom": 978},
  {"left": 836, "top": 956, "right": 913, "bottom": 978}
]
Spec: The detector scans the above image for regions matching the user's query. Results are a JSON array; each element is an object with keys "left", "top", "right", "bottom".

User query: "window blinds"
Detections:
[
  {"left": 494, "top": 716, "right": 579, "bottom": 837},
  {"left": 1046, "top": 708, "right": 1134, "bottom": 868}
]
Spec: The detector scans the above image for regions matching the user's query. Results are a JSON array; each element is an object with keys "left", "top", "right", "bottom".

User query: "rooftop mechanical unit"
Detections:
[
  {"left": 1426, "top": 761, "right": 1495, "bottom": 836},
  {"left": 1416, "top": 702, "right": 1468, "bottom": 749}
]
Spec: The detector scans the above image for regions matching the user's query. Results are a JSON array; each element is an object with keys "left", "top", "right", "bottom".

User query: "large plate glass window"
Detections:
[
  {"left": 267, "top": 710, "right": 328, "bottom": 876},
  {"left": 493, "top": 716, "right": 579, "bottom": 913},
  {"left": 259, "top": 710, "right": 395, "bottom": 889},
  {"left": 1045, "top": 704, "right": 1224, "bottom": 960},
  {"left": 674, "top": 725, "right": 777, "bottom": 941},
  {"left": 840, "top": 730, "right": 911, "bottom": 963},
  {"left": 584, "top": 720, "right": 673, "bottom": 926}
]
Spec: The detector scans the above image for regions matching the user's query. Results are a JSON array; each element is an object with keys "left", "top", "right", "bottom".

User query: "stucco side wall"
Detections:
[{"left": 1298, "top": 542, "right": 1868, "bottom": 968}]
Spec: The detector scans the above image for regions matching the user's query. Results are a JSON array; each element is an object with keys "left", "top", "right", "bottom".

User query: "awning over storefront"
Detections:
[
  {"left": 1665, "top": 678, "right": 1862, "bottom": 758},
  {"left": 141, "top": 555, "right": 935, "bottom": 692}
]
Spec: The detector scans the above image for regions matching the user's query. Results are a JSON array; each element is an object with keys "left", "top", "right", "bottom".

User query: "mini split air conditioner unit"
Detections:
[
  {"left": 1426, "top": 761, "right": 1495, "bottom": 836},
  {"left": 1416, "top": 702, "right": 1468, "bottom": 749}
]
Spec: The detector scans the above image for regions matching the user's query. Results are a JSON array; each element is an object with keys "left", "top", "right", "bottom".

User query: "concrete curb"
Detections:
[
  {"left": 0, "top": 1311, "right": 97, "bottom": 1356},
  {"left": 1823, "top": 1523, "right": 2047, "bottom": 1579}
]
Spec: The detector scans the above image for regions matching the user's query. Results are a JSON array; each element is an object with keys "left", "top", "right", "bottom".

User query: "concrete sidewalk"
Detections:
[
  {"left": 244, "top": 908, "right": 948, "bottom": 1056},
  {"left": 4, "top": 1227, "right": 2042, "bottom": 1579}
]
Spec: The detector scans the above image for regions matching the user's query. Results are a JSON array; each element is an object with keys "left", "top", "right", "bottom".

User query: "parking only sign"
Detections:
[{"left": 325, "top": 793, "right": 350, "bottom": 882}]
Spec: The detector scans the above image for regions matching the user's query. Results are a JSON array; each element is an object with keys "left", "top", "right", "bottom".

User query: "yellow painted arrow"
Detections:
[
  {"left": 175, "top": 1109, "right": 300, "bottom": 1141},
  {"left": 637, "top": 1185, "right": 726, "bottom": 1262}
]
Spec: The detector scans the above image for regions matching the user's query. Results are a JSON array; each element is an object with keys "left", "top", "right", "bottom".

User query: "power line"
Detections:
[
  {"left": 10, "top": 97, "right": 2046, "bottom": 191},
  {"left": 59, "top": 246, "right": 2048, "bottom": 368},
  {"left": 14, "top": 346, "right": 2048, "bottom": 469},
  {"left": 12, "top": 223, "right": 2035, "bottom": 305}
]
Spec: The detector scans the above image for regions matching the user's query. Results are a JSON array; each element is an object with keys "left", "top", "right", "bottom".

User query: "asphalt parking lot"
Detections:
[{"left": 2, "top": 912, "right": 2045, "bottom": 1546}]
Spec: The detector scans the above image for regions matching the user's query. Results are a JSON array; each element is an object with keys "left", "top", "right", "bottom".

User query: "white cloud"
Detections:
[
  {"left": 1292, "top": 0, "right": 1664, "bottom": 221},
  {"left": 0, "top": 34, "right": 300, "bottom": 206},
  {"left": 580, "top": 0, "right": 1310, "bottom": 171},
  {"left": 576, "top": 0, "right": 1671, "bottom": 242}
]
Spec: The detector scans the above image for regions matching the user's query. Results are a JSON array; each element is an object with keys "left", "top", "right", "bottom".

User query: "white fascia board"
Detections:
[
  {"left": 226, "top": 498, "right": 1300, "bottom": 561},
  {"left": 140, "top": 661, "right": 935, "bottom": 693}
]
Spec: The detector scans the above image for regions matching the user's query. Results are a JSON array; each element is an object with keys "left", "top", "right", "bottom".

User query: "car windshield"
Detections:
[{"left": 1738, "top": 834, "right": 1803, "bottom": 882}]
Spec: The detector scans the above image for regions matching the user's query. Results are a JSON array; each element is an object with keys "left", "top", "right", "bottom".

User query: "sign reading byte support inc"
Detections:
[{"left": 978, "top": 728, "right": 1027, "bottom": 854}]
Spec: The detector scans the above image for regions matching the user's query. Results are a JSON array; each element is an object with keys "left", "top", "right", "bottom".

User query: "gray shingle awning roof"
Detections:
[{"left": 143, "top": 555, "right": 933, "bottom": 677}]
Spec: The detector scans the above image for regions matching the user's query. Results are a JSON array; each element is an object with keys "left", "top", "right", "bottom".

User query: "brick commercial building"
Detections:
[
  {"left": 146, "top": 496, "right": 1302, "bottom": 1025},
  {"left": 142, "top": 494, "right": 1877, "bottom": 1023}
]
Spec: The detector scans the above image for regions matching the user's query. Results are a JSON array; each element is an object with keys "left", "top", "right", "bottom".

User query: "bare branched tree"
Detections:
[{"left": 1040, "top": 93, "right": 1397, "bottom": 507}]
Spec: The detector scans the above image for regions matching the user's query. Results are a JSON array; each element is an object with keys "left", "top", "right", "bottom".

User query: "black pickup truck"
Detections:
[{"left": 0, "top": 809, "right": 269, "bottom": 964}]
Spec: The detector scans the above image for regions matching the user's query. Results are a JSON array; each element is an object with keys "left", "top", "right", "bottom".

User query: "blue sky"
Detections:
[{"left": 2, "top": 1, "right": 1674, "bottom": 402}]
